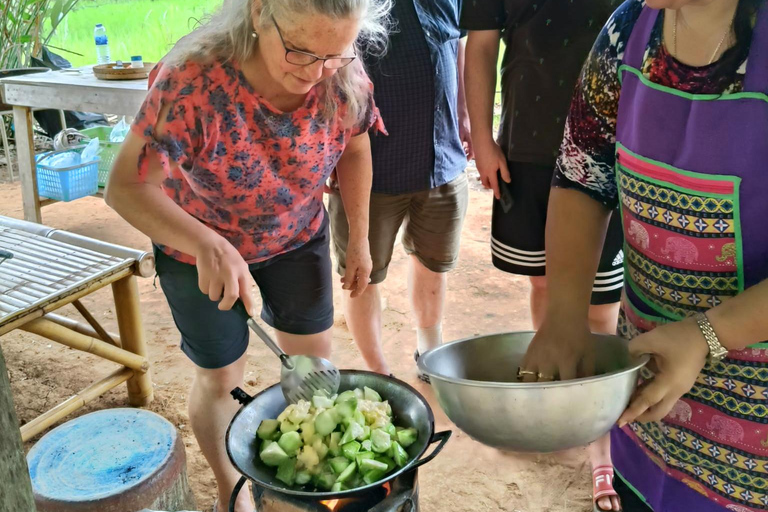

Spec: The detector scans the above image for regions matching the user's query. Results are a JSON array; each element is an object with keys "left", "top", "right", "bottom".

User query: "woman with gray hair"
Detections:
[{"left": 106, "top": 0, "right": 390, "bottom": 510}]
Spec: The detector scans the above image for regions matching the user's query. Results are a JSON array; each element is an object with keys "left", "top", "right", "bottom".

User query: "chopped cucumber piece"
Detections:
[
  {"left": 359, "top": 458, "right": 388, "bottom": 474},
  {"left": 328, "top": 432, "right": 342, "bottom": 457},
  {"left": 314, "top": 410, "right": 338, "bottom": 437},
  {"left": 361, "top": 439, "right": 372, "bottom": 452},
  {"left": 329, "top": 456, "right": 351, "bottom": 474},
  {"left": 354, "top": 388, "right": 364, "bottom": 400},
  {"left": 340, "top": 421, "right": 364, "bottom": 445},
  {"left": 276, "top": 459, "right": 296, "bottom": 486},
  {"left": 336, "top": 460, "right": 357, "bottom": 484},
  {"left": 335, "top": 400, "right": 356, "bottom": 420},
  {"left": 364, "top": 386, "right": 382, "bottom": 402},
  {"left": 361, "top": 425, "right": 371, "bottom": 441},
  {"left": 376, "top": 456, "right": 396, "bottom": 473},
  {"left": 280, "top": 420, "right": 299, "bottom": 434},
  {"left": 260, "top": 439, "right": 274, "bottom": 454},
  {"left": 363, "top": 469, "right": 386, "bottom": 485},
  {"left": 384, "top": 423, "right": 397, "bottom": 437},
  {"left": 355, "top": 451, "right": 375, "bottom": 467},
  {"left": 260, "top": 442, "right": 289, "bottom": 467},
  {"left": 257, "top": 419, "right": 281, "bottom": 441},
  {"left": 315, "top": 471, "right": 336, "bottom": 490},
  {"left": 278, "top": 431, "right": 302, "bottom": 457},
  {"left": 371, "top": 429, "right": 391, "bottom": 454},
  {"left": 336, "top": 390, "right": 358, "bottom": 405},
  {"left": 341, "top": 441, "right": 361, "bottom": 460},
  {"left": 295, "top": 470, "right": 312, "bottom": 486},
  {"left": 312, "top": 395, "right": 335, "bottom": 409},
  {"left": 392, "top": 441, "right": 408, "bottom": 468},
  {"left": 353, "top": 410, "right": 366, "bottom": 427},
  {"left": 396, "top": 428, "right": 418, "bottom": 448},
  {"left": 331, "top": 482, "right": 344, "bottom": 492}
]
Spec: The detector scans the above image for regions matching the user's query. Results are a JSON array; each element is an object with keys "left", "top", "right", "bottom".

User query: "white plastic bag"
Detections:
[{"left": 110, "top": 116, "right": 130, "bottom": 142}]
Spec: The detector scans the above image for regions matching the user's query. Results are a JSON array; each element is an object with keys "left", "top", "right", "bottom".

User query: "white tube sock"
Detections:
[{"left": 417, "top": 324, "right": 442, "bottom": 355}]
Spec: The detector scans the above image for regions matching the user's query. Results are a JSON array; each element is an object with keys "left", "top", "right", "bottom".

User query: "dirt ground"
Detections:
[{"left": 0, "top": 174, "right": 594, "bottom": 512}]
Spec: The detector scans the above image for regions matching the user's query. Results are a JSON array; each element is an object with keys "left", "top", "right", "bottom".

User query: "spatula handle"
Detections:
[{"left": 232, "top": 301, "right": 293, "bottom": 369}]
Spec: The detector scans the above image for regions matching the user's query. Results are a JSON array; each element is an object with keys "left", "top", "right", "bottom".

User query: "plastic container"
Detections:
[
  {"left": 94, "top": 24, "right": 110, "bottom": 65},
  {"left": 36, "top": 146, "right": 100, "bottom": 202},
  {"left": 81, "top": 126, "right": 123, "bottom": 187},
  {"left": 130, "top": 56, "right": 144, "bottom": 69}
]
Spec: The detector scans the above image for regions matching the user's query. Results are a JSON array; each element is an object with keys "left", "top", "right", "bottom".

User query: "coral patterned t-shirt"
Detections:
[{"left": 131, "top": 58, "right": 384, "bottom": 264}]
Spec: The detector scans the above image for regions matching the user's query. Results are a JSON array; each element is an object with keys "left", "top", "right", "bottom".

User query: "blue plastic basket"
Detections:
[{"left": 36, "top": 146, "right": 100, "bottom": 202}]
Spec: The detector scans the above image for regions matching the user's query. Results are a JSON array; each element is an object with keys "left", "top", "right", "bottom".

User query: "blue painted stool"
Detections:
[{"left": 27, "top": 409, "right": 197, "bottom": 512}]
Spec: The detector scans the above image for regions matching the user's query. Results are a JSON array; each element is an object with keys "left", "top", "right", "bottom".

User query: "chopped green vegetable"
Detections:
[
  {"left": 312, "top": 395, "right": 335, "bottom": 409},
  {"left": 295, "top": 470, "right": 312, "bottom": 485},
  {"left": 396, "top": 428, "right": 418, "bottom": 448},
  {"left": 257, "top": 387, "right": 417, "bottom": 492},
  {"left": 376, "top": 456, "right": 396, "bottom": 473},
  {"left": 371, "top": 429, "right": 391, "bottom": 454},
  {"left": 355, "top": 451, "right": 375, "bottom": 467},
  {"left": 359, "top": 458, "right": 388, "bottom": 474},
  {"left": 260, "top": 442, "right": 289, "bottom": 467},
  {"left": 278, "top": 431, "right": 302, "bottom": 457},
  {"left": 257, "top": 419, "right": 281, "bottom": 441},
  {"left": 336, "top": 460, "right": 357, "bottom": 484},
  {"left": 336, "top": 390, "right": 358, "bottom": 405},
  {"left": 392, "top": 441, "right": 409, "bottom": 468},
  {"left": 340, "top": 421, "right": 364, "bottom": 445},
  {"left": 329, "top": 456, "right": 351, "bottom": 474},
  {"left": 363, "top": 469, "right": 386, "bottom": 485},
  {"left": 314, "top": 410, "right": 338, "bottom": 437},
  {"left": 328, "top": 432, "right": 342, "bottom": 457},
  {"left": 364, "top": 386, "right": 382, "bottom": 402},
  {"left": 276, "top": 459, "right": 296, "bottom": 486},
  {"left": 341, "top": 440, "right": 361, "bottom": 460},
  {"left": 315, "top": 470, "right": 336, "bottom": 490}
]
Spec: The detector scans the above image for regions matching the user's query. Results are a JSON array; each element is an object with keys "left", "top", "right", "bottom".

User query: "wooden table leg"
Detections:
[
  {"left": 112, "top": 275, "right": 154, "bottom": 406},
  {"left": 0, "top": 344, "right": 36, "bottom": 511},
  {"left": 12, "top": 106, "right": 41, "bottom": 223}
]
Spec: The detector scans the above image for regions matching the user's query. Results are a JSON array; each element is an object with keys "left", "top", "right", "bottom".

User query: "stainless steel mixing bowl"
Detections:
[{"left": 417, "top": 331, "right": 649, "bottom": 452}]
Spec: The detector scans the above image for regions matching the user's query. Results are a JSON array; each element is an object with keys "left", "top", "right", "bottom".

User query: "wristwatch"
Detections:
[{"left": 695, "top": 312, "right": 728, "bottom": 362}]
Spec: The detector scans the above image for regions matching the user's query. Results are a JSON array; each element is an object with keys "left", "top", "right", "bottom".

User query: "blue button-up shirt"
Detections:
[{"left": 364, "top": 0, "right": 466, "bottom": 195}]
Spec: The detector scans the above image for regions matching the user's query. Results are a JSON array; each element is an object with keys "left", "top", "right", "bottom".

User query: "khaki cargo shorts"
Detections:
[{"left": 329, "top": 172, "right": 469, "bottom": 284}]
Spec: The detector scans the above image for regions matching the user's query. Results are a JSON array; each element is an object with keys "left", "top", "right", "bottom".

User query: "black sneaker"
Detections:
[{"left": 414, "top": 351, "right": 430, "bottom": 383}]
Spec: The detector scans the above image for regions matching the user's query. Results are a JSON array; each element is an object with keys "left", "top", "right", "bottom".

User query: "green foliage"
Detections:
[{"left": 1, "top": 0, "right": 79, "bottom": 69}]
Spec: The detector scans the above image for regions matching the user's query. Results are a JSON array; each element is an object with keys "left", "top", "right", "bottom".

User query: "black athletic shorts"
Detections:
[
  {"left": 154, "top": 213, "right": 334, "bottom": 369},
  {"left": 490, "top": 161, "right": 624, "bottom": 305}
]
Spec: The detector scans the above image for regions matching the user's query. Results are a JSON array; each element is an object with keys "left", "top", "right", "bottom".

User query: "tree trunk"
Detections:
[{"left": 0, "top": 343, "right": 35, "bottom": 511}]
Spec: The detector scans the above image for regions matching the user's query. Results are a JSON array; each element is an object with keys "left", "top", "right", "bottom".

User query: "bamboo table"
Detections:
[
  {"left": 0, "top": 68, "right": 147, "bottom": 223},
  {"left": 0, "top": 216, "right": 155, "bottom": 441}
]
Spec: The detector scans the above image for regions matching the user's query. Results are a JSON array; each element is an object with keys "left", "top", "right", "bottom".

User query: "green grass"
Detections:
[{"left": 47, "top": 0, "right": 222, "bottom": 67}]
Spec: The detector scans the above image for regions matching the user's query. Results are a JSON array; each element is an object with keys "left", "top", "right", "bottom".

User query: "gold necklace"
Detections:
[{"left": 673, "top": 10, "right": 734, "bottom": 65}]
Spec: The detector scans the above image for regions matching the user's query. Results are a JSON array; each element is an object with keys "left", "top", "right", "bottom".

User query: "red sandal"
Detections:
[{"left": 593, "top": 465, "right": 622, "bottom": 512}]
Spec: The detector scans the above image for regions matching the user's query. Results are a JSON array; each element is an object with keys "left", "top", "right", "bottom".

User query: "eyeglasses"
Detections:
[{"left": 271, "top": 16, "right": 356, "bottom": 70}]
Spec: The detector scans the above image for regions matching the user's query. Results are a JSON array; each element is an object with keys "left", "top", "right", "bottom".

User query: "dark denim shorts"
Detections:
[{"left": 155, "top": 214, "right": 334, "bottom": 369}]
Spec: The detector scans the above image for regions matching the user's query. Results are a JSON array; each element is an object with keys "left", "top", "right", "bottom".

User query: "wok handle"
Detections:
[
  {"left": 229, "top": 476, "right": 248, "bottom": 512},
  {"left": 410, "top": 430, "right": 452, "bottom": 470},
  {"left": 230, "top": 387, "right": 253, "bottom": 406}
]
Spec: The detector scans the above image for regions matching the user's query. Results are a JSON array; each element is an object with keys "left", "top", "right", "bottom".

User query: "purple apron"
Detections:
[{"left": 611, "top": 6, "right": 768, "bottom": 512}]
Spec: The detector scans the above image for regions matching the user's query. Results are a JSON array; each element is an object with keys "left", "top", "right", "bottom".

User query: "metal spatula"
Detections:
[{"left": 233, "top": 301, "right": 340, "bottom": 403}]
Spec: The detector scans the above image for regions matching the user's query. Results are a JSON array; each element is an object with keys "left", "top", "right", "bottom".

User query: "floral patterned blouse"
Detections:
[
  {"left": 131, "top": 58, "right": 384, "bottom": 264},
  {"left": 553, "top": 0, "right": 750, "bottom": 208}
]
